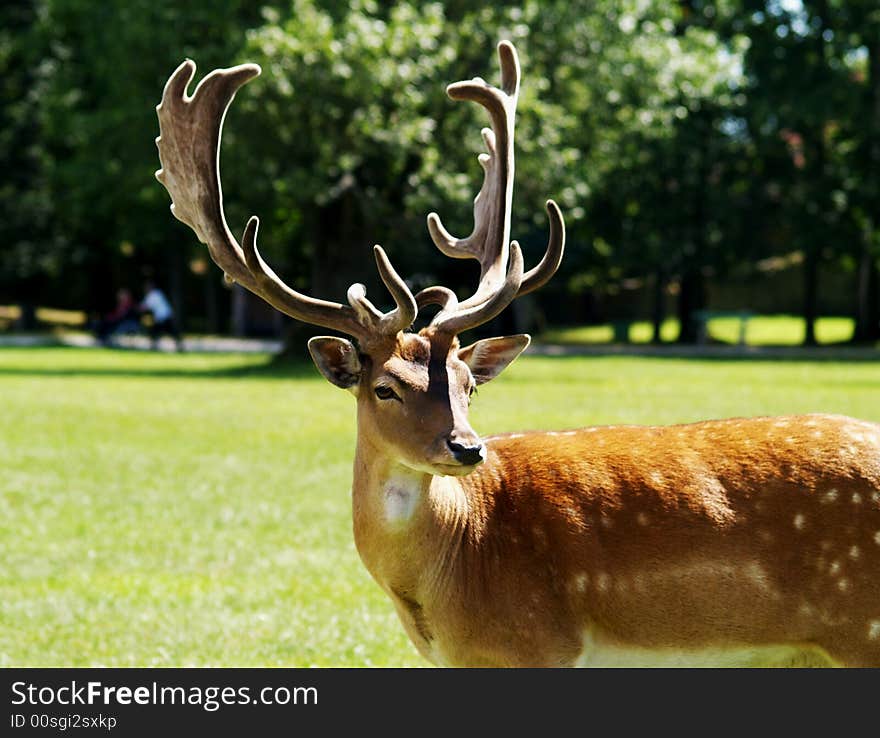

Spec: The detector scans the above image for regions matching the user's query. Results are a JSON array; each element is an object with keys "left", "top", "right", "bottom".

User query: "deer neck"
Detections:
[{"left": 350, "top": 431, "right": 472, "bottom": 595}]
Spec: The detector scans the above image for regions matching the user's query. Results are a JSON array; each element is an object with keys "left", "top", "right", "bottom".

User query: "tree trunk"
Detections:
[
  {"left": 168, "top": 248, "right": 185, "bottom": 334},
  {"left": 677, "top": 267, "right": 706, "bottom": 344},
  {"left": 311, "top": 180, "right": 375, "bottom": 310},
  {"left": 278, "top": 178, "right": 371, "bottom": 359},
  {"left": 231, "top": 283, "right": 247, "bottom": 337},
  {"left": 651, "top": 268, "right": 666, "bottom": 344},
  {"left": 16, "top": 301, "right": 37, "bottom": 331},
  {"left": 854, "top": 249, "right": 880, "bottom": 343},
  {"left": 803, "top": 0, "right": 830, "bottom": 348},
  {"left": 204, "top": 272, "right": 219, "bottom": 334},
  {"left": 802, "top": 247, "right": 819, "bottom": 346},
  {"left": 854, "top": 35, "right": 880, "bottom": 343},
  {"left": 677, "top": 112, "right": 710, "bottom": 345}
]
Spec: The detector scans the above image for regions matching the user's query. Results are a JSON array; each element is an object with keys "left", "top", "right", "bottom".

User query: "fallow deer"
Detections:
[{"left": 156, "top": 41, "right": 880, "bottom": 667}]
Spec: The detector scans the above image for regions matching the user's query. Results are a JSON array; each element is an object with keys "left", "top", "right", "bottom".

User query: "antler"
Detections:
[
  {"left": 421, "top": 41, "right": 565, "bottom": 335},
  {"left": 155, "top": 60, "right": 416, "bottom": 343}
]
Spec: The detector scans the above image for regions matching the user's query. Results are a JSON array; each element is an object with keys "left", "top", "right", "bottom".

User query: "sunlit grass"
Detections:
[
  {"left": 2, "top": 347, "right": 879, "bottom": 666},
  {"left": 0, "top": 305, "right": 87, "bottom": 327},
  {"left": 541, "top": 314, "right": 855, "bottom": 346}
]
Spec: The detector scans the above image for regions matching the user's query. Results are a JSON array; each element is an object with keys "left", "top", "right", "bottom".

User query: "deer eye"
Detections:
[{"left": 374, "top": 385, "right": 401, "bottom": 402}]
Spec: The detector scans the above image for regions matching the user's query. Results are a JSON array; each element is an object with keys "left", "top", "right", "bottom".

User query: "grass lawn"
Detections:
[
  {"left": 540, "top": 314, "right": 856, "bottom": 346},
  {"left": 2, "top": 346, "right": 879, "bottom": 666}
]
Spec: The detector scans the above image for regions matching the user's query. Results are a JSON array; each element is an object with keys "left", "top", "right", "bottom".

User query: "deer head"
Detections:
[{"left": 155, "top": 41, "right": 564, "bottom": 477}]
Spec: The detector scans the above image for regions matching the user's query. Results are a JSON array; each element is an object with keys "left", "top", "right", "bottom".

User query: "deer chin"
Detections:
[
  {"left": 427, "top": 459, "right": 485, "bottom": 477},
  {"left": 396, "top": 456, "right": 483, "bottom": 478}
]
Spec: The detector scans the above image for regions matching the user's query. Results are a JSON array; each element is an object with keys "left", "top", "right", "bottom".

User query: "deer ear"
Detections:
[
  {"left": 308, "top": 336, "right": 362, "bottom": 390},
  {"left": 458, "top": 334, "right": 530, "bottom": 385}
]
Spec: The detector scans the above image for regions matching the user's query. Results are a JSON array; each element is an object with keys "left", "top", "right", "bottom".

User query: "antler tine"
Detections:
[
  {"left": 415, "top": 286, "right": 459, "bottom": 312},
  {"left": 432, "top": 241, "right": 524, "bottom": 336},
  {"left": 426, "top": 41, "right": 520, "bottom": 310},
  {"left": 371, "top": 245, "right": 418, "bottom": 334},
  {"left": 424, "top": 41, "right": 564, "bottom": 335},
  {"left": 156, "top": 59, "right": 416, "bottom": 342},
  {"left": 519, "top": 200, "right": 565, "bottom": 297}
]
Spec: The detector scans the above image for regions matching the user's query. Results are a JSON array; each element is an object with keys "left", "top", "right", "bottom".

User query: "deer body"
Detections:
[
  {"left": 355, "top": 405, "right": 880, "bottom": 667},
  {"left": 155, "top": 42, "right": 879, "bottom": 666}
]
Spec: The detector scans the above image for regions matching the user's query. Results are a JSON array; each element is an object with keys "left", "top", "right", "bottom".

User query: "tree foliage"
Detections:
[{"left": 2, "top": 0, "right": 878, "bottom": 343}]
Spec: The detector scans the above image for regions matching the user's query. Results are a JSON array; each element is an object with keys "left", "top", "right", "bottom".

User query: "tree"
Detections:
[
  {"left": 0, "top": 0, "right": 57, "bottom": 326},
  {"left": 6, "top": 0, "right": 277, "bottom": 326}
]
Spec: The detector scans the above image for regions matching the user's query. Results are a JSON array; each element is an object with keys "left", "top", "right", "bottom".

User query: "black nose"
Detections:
[{"left": 447, "top": 439, "right": 486, "bottom": 466}]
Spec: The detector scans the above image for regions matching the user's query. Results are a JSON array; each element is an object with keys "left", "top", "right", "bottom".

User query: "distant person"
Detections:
[
  {"left": 95, "top": 288, "right": 140, "bottom": 344},
  {"left": 140, "top": 280, "right": 183, "bottom": 351}
]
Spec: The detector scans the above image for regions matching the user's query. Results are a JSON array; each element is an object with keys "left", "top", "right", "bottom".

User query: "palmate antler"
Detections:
[
  {"left": 419, "top": 41, "right": 565, "bottom": 335},
  {"left": 155, "top": 60, "right": 416, "bottom": 344},
  {"left": 155, "top": 41, "right": 563, "bottom": 343}
]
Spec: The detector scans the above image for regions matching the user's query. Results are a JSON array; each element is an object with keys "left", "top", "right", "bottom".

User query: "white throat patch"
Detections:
[{"left": 383, "top": 474, "right": 422, "bottom": 525}]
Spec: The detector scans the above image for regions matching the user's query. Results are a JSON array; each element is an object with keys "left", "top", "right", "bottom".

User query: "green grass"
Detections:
[
  {"left": 540, "top": 314, "right": 855, "bottom": 346},
  {"left": 2, "top": 347, "right": 880, "bottom": 666}
]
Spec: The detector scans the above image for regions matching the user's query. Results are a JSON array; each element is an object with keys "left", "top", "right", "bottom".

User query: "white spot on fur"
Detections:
[
  {"left": 595, "top": 573, "right": 611, "bottom": 592},
  {"left": 785, "top": 436, "right": 795, "bottom": 445},
  {"left": 774, "top": 420, "right": 789, "bottom": 428},
  {"left": 874, "top": 531, "right": 880, "bottom": 546},
  {"left": 823, "top": 489, "right": 838, "bottom": 504},
  {"left": 793, "top": 514, "right": 806, "bottom": 531},
  {"left": 849, "top": 546, "right": 860, "bottom": 560},
  {"left": 812, "top": 430, "right": 823, "bottom": 439},
  {"left": 383, "top": 475, "right": 421, "bottom": 523},
  {"left": 746, "top": 561, "right": 771, "bottom": 590},
  {"left": 852, "top": 492, "right": 863, "bottom": 505},
  {"left": 829, "top": 561, "right": 841, "bottom": 575},
  {"left": 600, "top": 515, "right": 613, "bottom": 529},
  {"left": 573, "top": 573, "right": 589, "bottom": 592},
  {"left": 838, "top": 578, "right": 851, "bottom": 593},
  {"left": 636, "top": 512, "right": 650, "bottom": 526},
  {"left": 649, "top": 472, "right": 664, "bottom": 486},
  {"left": 872, "top": 492, "right": 880, "bottom": 505},
  {"left": 868, "top": 621, "right": 880, "bottom": 641}
]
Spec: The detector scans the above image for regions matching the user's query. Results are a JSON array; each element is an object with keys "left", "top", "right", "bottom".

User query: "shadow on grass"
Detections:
[
  {"left": 2, "top": 343, "right": 879, "bottom": 384},
  {"left": 0, "top": 346, "right": 320, "bottom": 381},
  {"left": 530, "top": 343, "right": 880, "bottom": 364}
]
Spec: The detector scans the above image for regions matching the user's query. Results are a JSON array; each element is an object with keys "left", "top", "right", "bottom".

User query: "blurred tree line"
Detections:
[{"left": 1, "top": 0, "right": 878, "bottom": 344}]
